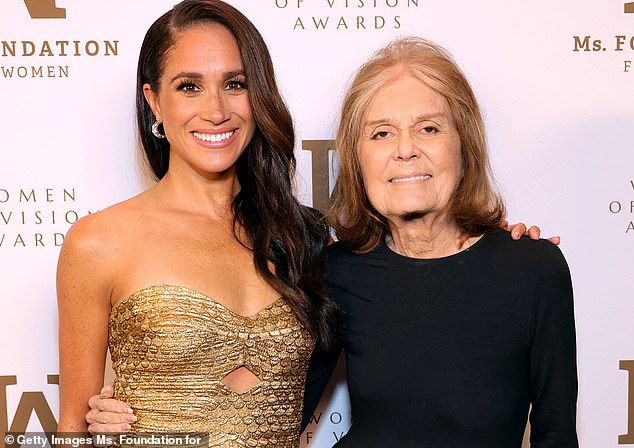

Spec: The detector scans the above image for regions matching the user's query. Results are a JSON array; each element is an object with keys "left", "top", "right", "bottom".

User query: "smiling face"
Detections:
[
  {"left": 358, "top": 74, "right": 463, "bottom": 225},
  {"left": 144, "top": 23, "right": 256, "bottom": 179}
]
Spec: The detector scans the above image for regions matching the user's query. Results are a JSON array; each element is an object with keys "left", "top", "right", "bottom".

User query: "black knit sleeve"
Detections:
[
  {"left": 528, "top": 242, "right": 579, "bottom": 447},
  {"left": 300, "top": 341, "right": 342, "bottom": 433}
]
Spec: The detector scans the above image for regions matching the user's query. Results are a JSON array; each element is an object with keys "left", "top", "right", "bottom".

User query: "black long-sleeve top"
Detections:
[{"left": 302, "top": 228, "right": 578, "bottom": 447}]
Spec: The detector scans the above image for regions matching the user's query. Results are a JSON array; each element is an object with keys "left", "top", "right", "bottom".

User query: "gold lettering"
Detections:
[
  {"left": 104, "top": 41, "right": 119, "bottom": 56},
  {"left": 56, "top": 40, "right": 68, "bottom": 56},
  {"left": 0, "top": 376, "right": 60, "bottom": 448},
  {"left": 293, "top": 17, "right": 305, "bottom": 29},
  {"left": 65, "top": 211, "right": 79, "bottom": 224},
  {"left": 21, "top": 41, "right": 35, "bottom": 57},
  {"left": 312, "top": 17, "right": 329, "bottom": 29},
  {"left": 23, "top": 0, "right": 66, "bottom": 19},
  {"left": 573, "top": 36, "right": 591, "bottom": 52},
  {"left": 620, "top": 361, "right": 634, "bottom": 442},
  {"left": 610, "top": 201, "right": 622, "bottom": 213},
  {"left": 39, "top": 41, "right": 53, "bottom": 57},
  {"left": 19, "top": 190, "right": 36, "bottom": 203},
  {"left": 0, "top": 376, "right": 18, "bottom": 448},
  {"left": 64, "top": 188, "right": 76, "bottom": 202},
  {"left": 2, "top": 41, "right": 16, "bottom": 57},
  {"left": 10, "top": 392, "right": 57, "bottom": 433},
  {"left": 85, "top": 40, "right": 99, "bottom": 56},
  {"left": 302, "top": 140, "right": 334, "bottom": 212},
  {"left": 13, "top": 234, "right": 25, "bottom": 247}
]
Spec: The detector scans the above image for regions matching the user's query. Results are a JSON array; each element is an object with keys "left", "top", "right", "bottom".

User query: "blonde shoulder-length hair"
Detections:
[{"left": 328, "top": 37, "right": 505, "bottom": 253}]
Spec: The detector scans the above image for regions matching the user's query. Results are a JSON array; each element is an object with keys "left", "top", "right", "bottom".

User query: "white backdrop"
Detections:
[{"left": 1, "top": 1, "right": 633, "bottom": 447}]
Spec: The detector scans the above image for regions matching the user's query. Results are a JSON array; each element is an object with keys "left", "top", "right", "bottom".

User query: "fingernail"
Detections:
[
  {"left": 127, "top": 424, "right": 132, "bottom": 430},
  {"left": 127, "top": 407, "right": 134, "bottom": 413}
]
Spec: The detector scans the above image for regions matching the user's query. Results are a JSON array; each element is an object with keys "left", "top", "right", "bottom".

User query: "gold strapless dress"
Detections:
[{"left": 108, "top": 285, "right": 315, "bottom": 448}]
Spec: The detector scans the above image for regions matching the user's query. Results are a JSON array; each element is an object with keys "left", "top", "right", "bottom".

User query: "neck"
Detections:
[
  {"left": 387, "top": 213, "right": 478, "bottom": 259},
  {"left": 153, "top": 165, "right": 240, "bottom": 220}
]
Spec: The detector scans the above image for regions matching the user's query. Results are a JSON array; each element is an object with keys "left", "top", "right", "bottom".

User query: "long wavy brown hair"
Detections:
[
  {"left": 329, "top": 37, "right": 505, "bottom": 253},
  {"left": 136, "top": 0, "right": 337, "bottom": 347}
]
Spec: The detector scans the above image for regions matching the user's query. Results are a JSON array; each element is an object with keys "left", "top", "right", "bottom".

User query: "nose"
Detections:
[
  {"left": 394, "top": 133, "right": 420, "bottom": 161},
  {"left": 203, "top": 91, "right": 230, "bottom": 124}
]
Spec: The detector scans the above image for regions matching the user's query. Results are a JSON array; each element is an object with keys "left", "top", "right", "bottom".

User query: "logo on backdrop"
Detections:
[
  {"left": 273, "top": 0, "right": 420, "bottom": 31},
  {"left": 620, "top": 361, "right": 634, "bottom": 444},
  {"left": 23, "top": 0, "right": 66, "bottom": 19},
  {"left": 572, "top": 3, "right": 634, "bottom": 72},
  {"left": 302, "top": 411, "right": 350, "bottom": 446},
  {"left": 608, "top": 181, "right": 634, "bottom": 234},
  {"left": 0, "top": 375, "right": 58, "bottom": 448},
  {"left": 302, "top": 140, "right": 335, "bottom": 212},
  {"left": 0, "top": 187, "right": 96, "bottom": 249},
  {"left": 1, "top": 2, "right": 119, "bottom": 80}
]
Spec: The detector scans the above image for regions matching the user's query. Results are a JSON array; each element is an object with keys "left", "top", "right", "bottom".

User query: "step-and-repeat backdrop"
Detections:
[{"left": 1, "top": 1, "right": 633, "bottom": 447}]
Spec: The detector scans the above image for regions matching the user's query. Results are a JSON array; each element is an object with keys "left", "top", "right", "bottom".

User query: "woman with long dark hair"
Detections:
[{"left": 57, "top": 1, "right": 336, "bottom": 446}]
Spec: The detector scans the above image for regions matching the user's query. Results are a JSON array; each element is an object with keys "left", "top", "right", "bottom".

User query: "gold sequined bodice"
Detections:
[{"left": 108, "top": 285, "right": 316, "bottom": 448}]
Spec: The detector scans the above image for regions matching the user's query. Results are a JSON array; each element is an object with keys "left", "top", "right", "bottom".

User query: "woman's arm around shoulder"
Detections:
[{"left": 57, "top": 212, "right": 118, "bottom": 433}]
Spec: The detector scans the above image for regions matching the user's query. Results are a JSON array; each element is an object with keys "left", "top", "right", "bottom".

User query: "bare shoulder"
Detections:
[
  {"left": 58, "top": 193, "right": 153, "bottom": 297},
  {"left": 64, "top": 194, "right": 146, "bottom": 255}
]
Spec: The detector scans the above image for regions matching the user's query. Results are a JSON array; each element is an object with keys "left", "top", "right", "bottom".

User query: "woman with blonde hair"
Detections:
[{"left": 303, "top": 37, "right": 578, "bottom": 447}]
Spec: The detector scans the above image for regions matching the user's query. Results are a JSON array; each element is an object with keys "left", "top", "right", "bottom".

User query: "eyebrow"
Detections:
[
  {"left": 169, "top": 69, "right": 245, "bottom": 84},
  {"left": 364, "top": 112, "right": 448, "bottom": 128}
]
